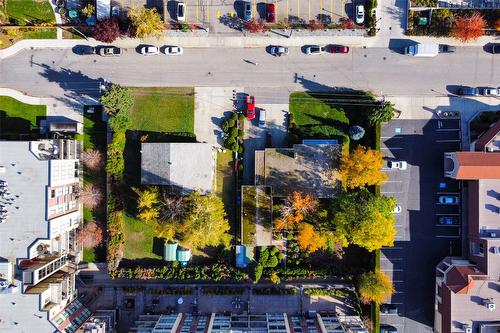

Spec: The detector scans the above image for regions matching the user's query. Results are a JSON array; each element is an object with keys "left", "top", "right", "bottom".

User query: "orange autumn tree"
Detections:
[
  {"left": 274, "top": 191, "right": 318, "bottom": 230},
  {"left": 452, "top": 12, "right": 486, "bottom": 42},
  {"left": 339, "top": 145, "right": 388, "bottom": 190},
  {"left": 495, "top": 18, "right": 500, "bottom": 31},
  {"left": 297, "top": 223, "right": 327, "bottom": 253}
]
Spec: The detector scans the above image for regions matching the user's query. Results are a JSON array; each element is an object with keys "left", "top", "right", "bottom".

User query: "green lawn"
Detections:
[
  {"left": 123, "top": 214, "right": 162, "bottom": 260},
  {"left": 129, "top": 87, "right": 195, "bottom": 133},
  {"left": 241, "top": 186, "right": 257, "bottom": 245},
  {"left": 0, "top": 96, "right": 46, "bottom": 138},
  {"left": 83, "top": 247, "right": 96, "bottom": 262},
  {"left": 20, "top": 28, "right": 57, "bottom": 39},
  {"left": 215, "top": 151, "right": 236, "bottom": 231},
  {"left": 5, "top": 0, "right": 55, "bottom": 25}
]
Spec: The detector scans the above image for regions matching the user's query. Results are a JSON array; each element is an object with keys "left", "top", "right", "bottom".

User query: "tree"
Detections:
[
  {"left": 178, "top": 191, "right": 231, "bottom": 251},
  {"left": 132, "top": 187, "right": 160, "bottom": 222},
  {"left": 80, "top": 149, "right": 104, "bottom": 171},
  {"left": 296, "top": 223, "right": 327, "bottom": 253},
  {"left": 308, "top": 19, "right": 325, "bottom": 31},
  {"left": 270, "top": 272, "right": 281, "bottom": 284},
  {"left": 77, "top": 221, "right": 104, "bottom": 248},
  {"left": 369, "top": 101, "right": 395, "bottom": 125},
  {"left": 452, "top": 12, "right": 486, "bottom": 42},
  {"left": 109, "top": 110, "right": 132, "bottom": 133},
  {"left": 159, "top": 194, "right": 186, "bottom": 223},
  {"left": 0, "top": 4, "right": 8, "bottom": 24},
  {"left": 339, "top": 145, "right": 387, "bottom": 190},
  {"left": 81, "top": 3, "right": 95, "bottom": 18},
  {"left": 127, "top": 6, "right": 164, "bottom": 40},
  {"left": 349, "top": 125, "right": 365, "bottom": 141},
  {"left": 274, "top": 191, "right": 318, "bottom": 230},
  {"left": 495, "top": 18, "right": 500, "bottom": 31},
  {"left": 92, "top": 18, "right": 121, "bottom": 43},
  {"left": 358, "top": 271, "right": 394, "bottom": 304},
  {"left": 245, "top": 18, "right": 267, "bottom": 33},
  {"left": 332, "top": 189, "right": 397, "bottom": 251},
  {"left": 80, "top": 184, "right": 104, "bottom": 209},
  {"left": 100, "top": 84, "right": 134, "bottom": 116}
]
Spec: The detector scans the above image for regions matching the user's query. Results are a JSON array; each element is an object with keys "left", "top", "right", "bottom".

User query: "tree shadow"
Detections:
[
  {"left": 0, "top": 111, "right": 44, "bottom": 140},
  {"left": 219, "top": 13, "right": 244, "bottom": 30}
]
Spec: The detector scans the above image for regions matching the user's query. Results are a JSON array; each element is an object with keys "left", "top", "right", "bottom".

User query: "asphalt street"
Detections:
[{"left": 0, "top": 46, "right": 498, "bottom": 105}]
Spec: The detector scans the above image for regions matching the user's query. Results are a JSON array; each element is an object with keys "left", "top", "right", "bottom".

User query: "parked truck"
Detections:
[{"left": 404, "top": 43, "right": 439, "bottom": 57}]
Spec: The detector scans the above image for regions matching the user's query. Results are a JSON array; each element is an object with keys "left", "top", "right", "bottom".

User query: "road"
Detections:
[{"left": 0, "top": 46, "right": 498, "bottom": 106}]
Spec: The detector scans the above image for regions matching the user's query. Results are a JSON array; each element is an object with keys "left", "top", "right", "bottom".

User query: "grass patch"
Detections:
[
  {"left": 0, "top": 96, "right": 46, "bottom": 139},
  {"left": 129, "top": 87, "right": 195, "bottom": 133},
  {"left": 5, "top": 0, "right": 55, "bottom": 25},
  {"left": 83, "top": 206, "right": 94, "bottom": 223},
  {"left": 83, "top": 247, "right": 96, "bottom": 262},
  {"left": 122, "top": 214, "right": 162, "bottom": 260},
  {"left": 216, "top": 150, "right": 236, "bottom": 233},
  {"left": 241, "top": 186, "right": 257, "bottom": 245}
]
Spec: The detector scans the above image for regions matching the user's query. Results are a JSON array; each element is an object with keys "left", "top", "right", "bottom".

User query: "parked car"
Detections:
[
  {"left": 458, "top": 87, "right": 480, "bottom": 96},
  {"left": 140, "top": 46, "right": 159, "bottom": 55},
  {"left": 438, "top": 216, "right": 458, "bottom": 225},
  {"left": 439, "top": 196, "right": 460, "bottom": 204},
  {"left": 380, "top": 325, "right": 398, "bottom": 333},
  {"left": 177, "top": 2, "right": 186, "bottom": 22},
  {"left": 270, "top": 46, "right": 289, "bottom": 56},
  {"left": 486, "top": 43, "right": 500, "bottom": 54},
  {"left": 305, "top": 45, "right": 325, "bottom": 55},
  {"left": 98, "top": 46, "right": 122, "bottom": 57},
  {"left": 164, "top": 46, "right": 184, "bottom": 55},
  {"left": 438, "top": 44, "right": 456, "bottom": 53},
  {"left": 380, "top": 304, "right": 398, "bottom": 314},
  {"left": 266, "top": 3, "right": 276, "bottom": 23},
  {"left": 355, "top": 5, "right": 365, "bottom": 24},
  {"left": 243, "top": 1, "right": 252, "bottom": 21},
  {"left": 327, "top": 44, "right": 349, "bottom": 54},
  {"left": 259, "top": 110, "right": 267, "bottom": 127},
  {"left": 392, "top": 204, "right": 402, "bottom": 214},
  {"left": 480, "top": 88, "right": 500, "bottom": 96},
  {"left": 246, "top": 96, "right": 256, "bottom": 119},
  {"left": 388, "top": 160, "right": 407, "bottom": 170},
  {"left": 74, "top": 45, "right": 96, "bottom": 55}
]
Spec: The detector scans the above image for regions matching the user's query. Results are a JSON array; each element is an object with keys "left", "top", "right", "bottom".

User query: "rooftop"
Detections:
[
  {"left": 477, "top": 179, "right": 500, "bottom": 232},
  {"left": 256, "top": 144, "right": 342, "bottom": 198},
  {"left": 141, "top": 143, "right": 215, "bottom": 194},
  {"left": 445, "top": 152, "right": 500, "bottom": 180},
  {"left": 0, "top": 141, "right": 48, "bottom": 261}
]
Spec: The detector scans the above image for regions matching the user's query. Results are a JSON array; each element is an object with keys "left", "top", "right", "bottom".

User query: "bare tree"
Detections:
[
  {"left": 159, "top": 191, "right": 186, "bottom": 223},
  {"left": 80, "top": 184, "right": 104, "bottom": 209},
  {"left": 77, "top": 221, "right": 104, "bottom": 248},
  {"left": 80, "top": 149, "right": 104, "bottom": 171}
]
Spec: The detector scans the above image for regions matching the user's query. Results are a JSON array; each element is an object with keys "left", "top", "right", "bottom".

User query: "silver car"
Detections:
[
  {"left": 270, "top": 46, "right": 289, "bottom": 56},
  {"left": 305, "top": 45, "right": 325, "bottom": 55}
]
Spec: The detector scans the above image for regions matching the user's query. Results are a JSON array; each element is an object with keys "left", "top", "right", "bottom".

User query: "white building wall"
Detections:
[{"left": 49, "top": 159, "right": 79, "bottom": 187}]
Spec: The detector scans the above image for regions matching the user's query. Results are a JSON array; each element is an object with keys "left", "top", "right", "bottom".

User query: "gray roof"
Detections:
[
  {"left": 141, "top": 143, "right": 215, "bottom": 194},
  {"left": 0, "top": 141, "right": 54, "bottom": 332}
]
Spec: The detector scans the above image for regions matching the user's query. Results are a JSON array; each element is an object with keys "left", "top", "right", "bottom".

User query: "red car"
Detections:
[
  {"left": 327, "top": 45, "right": 350, "bottom": 54},
  {"left": 245, "top": 96, "right": 256, "bottom": 119},
  {"left": 266, "top": 3, "right": 276, "bottom": 23}
]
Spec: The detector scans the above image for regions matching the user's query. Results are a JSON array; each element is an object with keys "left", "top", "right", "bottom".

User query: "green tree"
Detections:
[
  {"left": 127, "top": 6, "right": 164, "bottom": 40},
  {"left": 369, "top": 102, "right": 396, "bottom": 125},
  {"left": 179, "top": 191, "right": 231, "bottom": 251},
  {"left": 109, "top": 110, "right": 132, "bottom": 133},
  {"left": 132, "top": 187, "right": 160, "bottom": 222},
  {"left": 100, "top": 84, "right": 134, "bottom": 116},
  {"left": 358, "top": 271, "right": 394, "bottom": 304},
  {"left": 332, "top": 189, "right": 397, "bottom": 252}
]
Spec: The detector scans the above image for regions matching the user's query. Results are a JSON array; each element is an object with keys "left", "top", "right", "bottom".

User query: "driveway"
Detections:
[{"left": 194, "top": 86, "right": 242, "bottom": 146}]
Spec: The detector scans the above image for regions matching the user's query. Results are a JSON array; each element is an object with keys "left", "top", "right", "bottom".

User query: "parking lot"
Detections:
[
  {"left": 123, "top": 0, "right": 354, "bottom": 32},
  {"left": 379, "top": 119, "right": 462, "bottom": 333}
]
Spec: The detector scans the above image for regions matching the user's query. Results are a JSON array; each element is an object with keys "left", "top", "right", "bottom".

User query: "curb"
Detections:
[{"left": 0, "top": 87, "right": 52, "bottom": 105}]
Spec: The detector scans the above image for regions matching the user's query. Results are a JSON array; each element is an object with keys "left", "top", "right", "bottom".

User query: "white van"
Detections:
[
  {"left": 258, "top": 110, "right": 266, "bottom": 127},
  {"left": 177, "top": 2, "right": 186, "bottom": 22}
]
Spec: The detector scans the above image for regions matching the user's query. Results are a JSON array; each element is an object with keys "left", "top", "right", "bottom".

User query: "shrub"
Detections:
[
  {"left": 349, "top": 125, "right": 366, "bottom": 141},
  {"left": 270, "top": 272, "right": 281, "bottom": 284},
  {"left": 101, "top": 85, "right": 134, "bottom": 116},
  {"left": 246, "top": 18, "right": 267, "bottom": 33},
  {"left": 106, "top": 149, "right": 125, "bottom": 176},
  {"left": 253, "top": 264, "right": 264, "bottom": 283},
  {"left": 109, "top": 110, "right": 132, "bottom": 133},
  {"left": 229, "top": 141, "right": 239, "bottom": 152},
  {"left": 238, "top": 113, "right": 245, "bottom": 121},
  {"left": 238, "top": 130, "right": 244, "bottom": 138},
  {"left": 238, "top": 145, "right": 244, "bottom": 154},
  {"left": 221, "top": 119, "right": 231, "bottom": 132},
  {"left": 231, "top": 113, "right": 238, "bottom": 121},
  {"left": 308, "top": 19, "right": 325, "bottom": 31},
  {"left": 224, "top": 137, "right": 236, "bottom": 149}
]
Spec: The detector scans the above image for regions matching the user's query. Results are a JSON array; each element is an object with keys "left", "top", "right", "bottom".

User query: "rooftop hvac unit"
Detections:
[
  {"left": 462, "top": 324, "right": 472, "bottom": 333},
  {"left": 483, "top": 299, "right": 496, "bottom": 311}
]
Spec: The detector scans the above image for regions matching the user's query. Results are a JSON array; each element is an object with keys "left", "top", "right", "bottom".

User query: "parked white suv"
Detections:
[
  {"left": 355, "top": 5, "right": 365, "bottom": 24},
  {"left": 388, "top": 160, "right": 407, "bottom": 170},
  {"left": 177, "top": 2, "right": 186, "bottom": 22}
]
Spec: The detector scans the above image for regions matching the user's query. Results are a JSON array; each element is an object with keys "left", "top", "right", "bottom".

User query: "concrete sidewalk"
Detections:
[{"left": 0, "top": 31, "right": 497, "bottom": 59}]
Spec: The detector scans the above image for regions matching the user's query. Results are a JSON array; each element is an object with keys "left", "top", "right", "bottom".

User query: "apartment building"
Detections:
[
  {"left": 0, "top": 139, "right": 89, "bottom": 332},
  {"left": 131, "top": 312, "right": 368, "bottom": 333},
  {"left": 435, "top": 121, "right": 500, "bottom": 333}
]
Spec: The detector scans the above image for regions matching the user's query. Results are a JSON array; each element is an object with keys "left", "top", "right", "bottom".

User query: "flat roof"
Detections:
[
  {"left": 0, "top": 141, "right": 53, "bottom": 332},
  {"left": 141, "top": 143, "right": 214, "bottom": 194},
  {"left": 0, "top": 141, "right": 48, "bottom": 261},
  {"left": 478, "top": 179, "right": 500, "bottom": 231}
]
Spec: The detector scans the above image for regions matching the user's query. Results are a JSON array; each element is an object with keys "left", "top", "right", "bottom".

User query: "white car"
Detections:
[
  {"left": 481, "top": 88, "right": 500, "bottom": 96},
  {"left": 270, "top": 46, "right": 289, "bottom": 56},
  {"left": 392, "top": 204, "right": 402, "bottom": 214},
  {"left": 140, "top": 46, "right": 159, "bottom": 56},
  {"left": 177, "top": 2, "right": 186, "bottom": 22},
  {"left": 164, "top": 46, "right": 184, "bottom": 55},
  {"left": 305, "top": 45, "right": 325, "bottom": 55},
  {"left": 355, "top": 5, "right": 365, "bottom": 25},
  {"left": 388, "top": 160, "right": 407, "bottom": 170}
]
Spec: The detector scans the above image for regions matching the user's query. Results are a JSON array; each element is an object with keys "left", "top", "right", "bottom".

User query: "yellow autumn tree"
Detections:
[
  {"left": 358, "top": 271, "right": 394, "bottom": 304},
  {"left": 132, "top": 186, "right": 160, "bottom": 222},
  {"left": 297, "top": 223, "right": 327, "bottom": 253},
  {"left": 128, "top": 6, "right": 164, "bottom": 40},
  {"left": 339, "top": 145, "right": 388, "bottom": 190}
]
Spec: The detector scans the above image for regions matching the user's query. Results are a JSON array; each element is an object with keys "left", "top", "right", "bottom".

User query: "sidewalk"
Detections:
[{"left": 0, "top": 31, "right": 497, "bottom": 59}]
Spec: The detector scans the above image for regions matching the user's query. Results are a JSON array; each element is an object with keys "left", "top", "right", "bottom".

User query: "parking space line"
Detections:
[
  {"left": 382, "top": 246, "right": 403, "bottom": 249},
  {"left": 381, "top": 191, "right": 403, "bottom": 194},
  {"left": 381, "top": 258, "right": 403, "bottom": 261},
  {"left": 207, "top": 0, "right": 210, "bottom": 20},
  {"left": 385, "top": 180, "right": 403, "bottom": 183},
  {"left": 186, "top": 0, "right": 189, "bottom": 20},
  {"left": 436, "top": 128, "right": 460, "bottom": 132},
  {"left": 381, "top": 269, "right": 404, "bottom": 272},
  {"left": 308, "top": 0, "right": 310, "bottom": 21},
  {"left": 436, "top": 139, "right": 461, "bottom": 143},
  {"left": 380, "top": 147, "right": 403, "bottom": 150},
  {"left": 286, "top": 0, "right": 289, "bottom": 20},
  {"left": 381, "top": 136, "right": 402, "bottom": 139},
  {"left": 435, "top": 235, "right": 461, "bottom": 238},
  {"left": 319, "top": 0, "right": 322, "bottom": 20},
  {"left": 330, "top": 0, "right": 333, "bottom": 17},
  {"left": 297, "top": 0, "right": 300, "bottom": 18},
  {"left": 254, "top": 0, "right": 257, "bottom": 17},
  {"left": 341, "top": 0, "right": 344, "bottom": 16},
  {"left": 437, "top": 191, "right": 460, "bottom": 195},
  {"left": 436, "top": 213, "right": 460, "bottom": 216},
  {"left": 196, "top": 0, "right": 199, "bottom": 22},
  {"left": 275, "top": 0, "right": 278, "bottom": 21}
]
